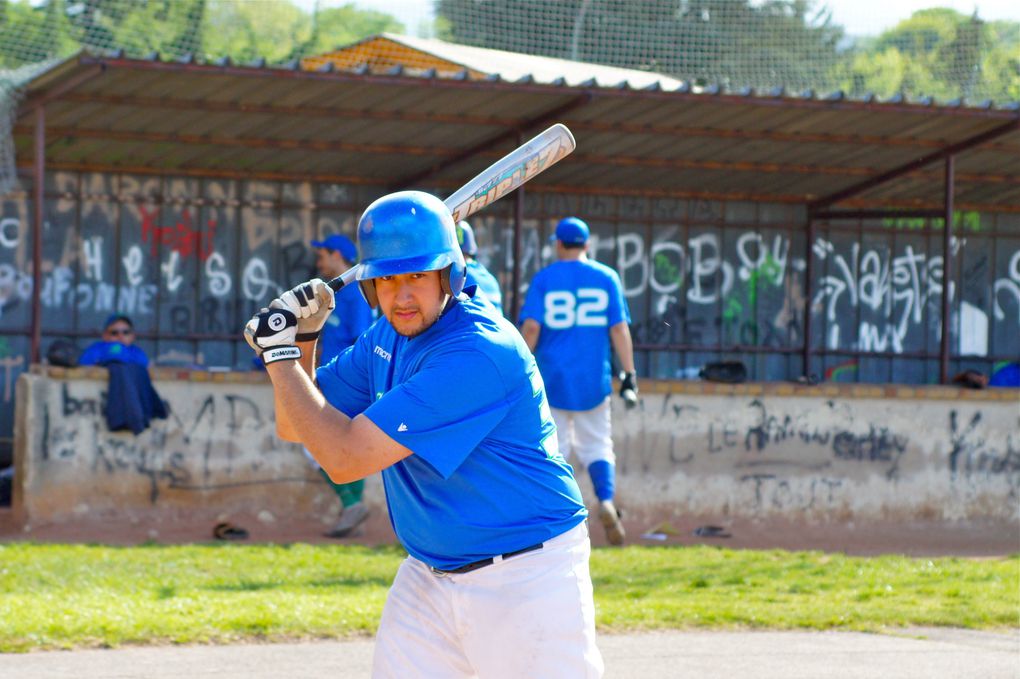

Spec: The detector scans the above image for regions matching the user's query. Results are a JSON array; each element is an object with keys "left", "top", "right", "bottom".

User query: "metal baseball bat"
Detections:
[{"left": 326, "top": 123, "right": 576, "bottom": 292}]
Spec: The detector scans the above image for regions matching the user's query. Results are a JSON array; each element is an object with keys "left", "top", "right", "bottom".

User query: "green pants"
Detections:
[{"left": 318, "top": 469, "right": 364, "bottom": 508}]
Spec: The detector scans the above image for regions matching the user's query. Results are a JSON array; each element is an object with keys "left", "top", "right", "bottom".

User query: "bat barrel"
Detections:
[{"left": 325, "top": 124, "right": 574, "bottom": 293}]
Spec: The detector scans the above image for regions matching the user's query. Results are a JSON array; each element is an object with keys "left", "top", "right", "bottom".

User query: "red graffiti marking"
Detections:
[{"left": 140, "top": 206, "right": 216, "bottom": 261}]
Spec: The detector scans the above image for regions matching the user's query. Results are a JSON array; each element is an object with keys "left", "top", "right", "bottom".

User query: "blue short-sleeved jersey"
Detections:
[
  {"left": 316, "top": 291, "right": 586, "bottom": 570},
  {"left": 465, "top": 260, "right": 503, "bottom": 315},
  {"left": 519, "top": 259, "right": 630, "bottom": 411},
  {"left": 318, "top": 280, "right": 374, "bottom": 365},
  {"left": 78, "top": 341, "right": 149, "bottom": 367}
]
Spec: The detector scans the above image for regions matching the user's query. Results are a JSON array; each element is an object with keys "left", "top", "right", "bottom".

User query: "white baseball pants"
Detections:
[
  {"left": 371, "top": 521, "right": 603, "bottom": 678},
  {"left": 551, "top": 397, "right": 615, "bottom": 469}
]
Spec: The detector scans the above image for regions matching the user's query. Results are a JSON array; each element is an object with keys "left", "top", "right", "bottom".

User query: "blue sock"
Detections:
[{"left": 587, "top": 460, "right": 615, "bottom": 502}]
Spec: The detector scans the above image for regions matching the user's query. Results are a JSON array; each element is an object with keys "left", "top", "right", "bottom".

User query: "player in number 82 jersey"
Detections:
[{"left": 519, "top": 217, "right": 638, "bottom": 545}]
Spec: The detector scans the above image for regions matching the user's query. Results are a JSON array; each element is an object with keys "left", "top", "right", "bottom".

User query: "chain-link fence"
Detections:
[{"left": 1, "top": 0, "right": 1017, "bottom": 195}]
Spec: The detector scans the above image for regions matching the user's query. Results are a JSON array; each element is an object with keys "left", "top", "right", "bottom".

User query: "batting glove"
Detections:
[
  {"left": 618, "top": 371, "right": 639, "bottom": 409},
  {"left": 244, "top": 305, "right": 301, "bottom": 364},
  {"left": 276, "top": 278, "right": 335, "bottom": 342}
]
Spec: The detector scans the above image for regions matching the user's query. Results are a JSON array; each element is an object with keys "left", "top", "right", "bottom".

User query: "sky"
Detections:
[{"left": 293, "top": 0, "right": 1019, "bottom": 37}]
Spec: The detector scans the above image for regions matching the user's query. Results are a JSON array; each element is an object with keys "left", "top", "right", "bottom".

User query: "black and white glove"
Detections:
[
  {"left": 618, "top": 371, "right": 638, "bottom": 409},
  {"left": 244, "top": 306, "right": 301, "bottom": 364},
  {"left": 276, "top": 278, "right": 335, "bottom": 342}
]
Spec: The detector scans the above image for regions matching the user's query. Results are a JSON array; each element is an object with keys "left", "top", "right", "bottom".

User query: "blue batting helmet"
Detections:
[
  {"left": 356, "top": 191, "right": 466, "bottom": 307},
  {"left": 456, "top": 220, "right": 478, "bottom": 257}
]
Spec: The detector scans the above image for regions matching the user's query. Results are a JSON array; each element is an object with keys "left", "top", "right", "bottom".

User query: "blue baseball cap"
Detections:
[
  {"left": 554, "top": 217, "right": 589, "bottom": 245},
  {"left": 103, "top": 314, "right": 133, "bottom": 330},
  {"left": 311, "top": 234, "right": 358, "bottom": 263}
]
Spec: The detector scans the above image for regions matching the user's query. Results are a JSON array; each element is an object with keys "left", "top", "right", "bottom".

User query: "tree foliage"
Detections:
[
  {"left": 0, "top": 0, "right": 1015, "bottom": 103},
  {"left": 436, "top": 0, "right": 847, "bottom": 90},
  {"left": 295, "top": 4, "right": 403, "bottom": 59},
  {"left": 0, "top": 0, "right": 404, "bottom": 71},
  {"left": 436, "top": 0, "right": 1019, "bottom": 103},
  {"left": 841, "top": 9, "right": 1019, "bottom": 102}
]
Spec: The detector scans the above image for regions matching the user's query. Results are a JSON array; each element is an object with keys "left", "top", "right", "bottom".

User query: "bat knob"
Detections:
[{"left": 327, "top": 264, "right": 361, "bottom": 293}]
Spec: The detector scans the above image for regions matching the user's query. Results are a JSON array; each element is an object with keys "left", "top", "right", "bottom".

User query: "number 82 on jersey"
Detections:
[{"left": 543, "top": 288, "right": 609, "bottom": 329}]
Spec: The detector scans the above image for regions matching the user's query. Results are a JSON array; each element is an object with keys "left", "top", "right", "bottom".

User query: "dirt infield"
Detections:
[
  {"left": 1, "top": 629, "right": 1017, "bottom": 678},
  {"left": 2, "top": 507, "right": 1017, "bottom": 556}
]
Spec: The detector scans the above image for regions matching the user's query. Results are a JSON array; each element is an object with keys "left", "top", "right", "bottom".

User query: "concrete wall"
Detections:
[
  {"left": 612, "top": 383, "right": 1019, "bottom": 523},
  {"left": 13, "top": 367, "right": 339, "bottom": 525},
  {"left": 13, "top": 368, "right": 1019, "bottom": 526}
]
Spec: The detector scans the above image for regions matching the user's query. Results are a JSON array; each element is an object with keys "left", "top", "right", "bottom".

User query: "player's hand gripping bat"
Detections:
[{"left": 326, "top": 123, "right": 576, "bottom": 292}]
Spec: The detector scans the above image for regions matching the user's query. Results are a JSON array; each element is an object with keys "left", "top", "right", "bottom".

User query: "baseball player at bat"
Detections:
[
  {"left": 456, "top": 220, "right": 504, "bottom": 315},
  {"left": 245, "top": 191, "right": 603, "bottom": 678},
  {"left": 519, "top": 217, "right": 637, "bottom": 546}
]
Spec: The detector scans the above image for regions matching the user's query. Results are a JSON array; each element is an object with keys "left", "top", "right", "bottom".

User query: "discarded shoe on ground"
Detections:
[
  {"left": 693, "top": 525, "right": 732, "bottom": 538},
  {"left": 324, "top": 502, "right": 371, "bottom": 539},
  {"left": 213, "top": 522, "right": 250, "bottom": 541}
]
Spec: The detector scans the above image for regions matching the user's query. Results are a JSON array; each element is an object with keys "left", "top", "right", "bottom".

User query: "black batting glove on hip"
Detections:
[
  {"left": 244, "top": 305, "right": 301, "bottom": 364},
  {"left": 618, "top": 371, "right": 638, "bottom": 409}
]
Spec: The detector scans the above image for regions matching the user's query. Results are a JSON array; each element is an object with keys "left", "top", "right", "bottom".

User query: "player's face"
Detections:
[
  {"left": 315, "top": 248, "right": 348, "bottom": 279},
  {"left": 103, "top": 322, "right": 135, "bottom": 345},
  {"left": 375, "top": 271, "right": 446, "bottom": 338}
]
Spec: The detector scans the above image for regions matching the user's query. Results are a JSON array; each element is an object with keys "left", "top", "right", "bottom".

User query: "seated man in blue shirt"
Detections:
[
  {"left": 245, "top": 191, "right": 602, "bottom": 678},
  {"left": 79, "top": 314, "right": 149, "bottom": 367}
]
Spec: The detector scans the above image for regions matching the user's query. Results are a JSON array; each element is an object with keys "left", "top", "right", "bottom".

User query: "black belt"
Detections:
[{"left": 430, "top": 542, "right": 544, "bottom": 576}]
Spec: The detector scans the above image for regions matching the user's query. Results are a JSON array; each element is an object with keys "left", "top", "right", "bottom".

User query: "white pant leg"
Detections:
[
  {"left": 571, "top": 397, "right": 615, "bottom": 469},
  {"left": 458, "top": 522, "right": 604, "bottom": 679},
  {"left": 372, "top": 558, "right": 478, "bottom": 678},
  {"left": 551, "top": 407, "right": 574, "bottom": 461}
]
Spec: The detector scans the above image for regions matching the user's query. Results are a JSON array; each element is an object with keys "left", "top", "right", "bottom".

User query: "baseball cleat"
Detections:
[
  {"left": 324, "top": 502, "right": 371, "bottom": 538},
  {"left": 598, "top": 500, "right": 625, "bottom": 546}
]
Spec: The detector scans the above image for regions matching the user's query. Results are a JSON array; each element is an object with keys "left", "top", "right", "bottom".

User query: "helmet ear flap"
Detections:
[
  {"left": 359, "top": 280, "right": 379, "bottom": 308},
  {"left": 440, "top": 264, "right": 466, "bottom": 297},
  {"left": 440, "top": 265, "right": 453, "bottom": 296}
]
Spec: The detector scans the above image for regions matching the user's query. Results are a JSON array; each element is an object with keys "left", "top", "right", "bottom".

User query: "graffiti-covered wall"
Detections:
[
  {"left": 13, "top": 368, "right": 336, "bottom": 524},
  {"left": 14, "top": 371, "right": 1018, "bottom": 526},
  {"left": 613, "top": 384, "right": 1019, "bottom": 523},
  {"left": 0, "top": 172, "right": 378, "bottom": 463},
  {"left": 1, "top": 171, "right": 1018, "bottom": 465},
  {"left": 473, "top": 195, "right": 1020, "bottom": 384}
]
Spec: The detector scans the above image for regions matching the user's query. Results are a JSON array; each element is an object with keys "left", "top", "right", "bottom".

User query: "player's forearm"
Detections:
[
  {"left": 610, "top": 322, "right": 636, "bottom": 373},
  {"left": 272, "top": 341, "right": 318, "bottom": 440},
  {"left": 265, "top": 359, "right": 365, "bottom": 482},
  {"left": 297, "top": 339, "right": 318, "bottom": 375},
  {"left": 521, "top": 319, "right": 541, "bottom": 352}
]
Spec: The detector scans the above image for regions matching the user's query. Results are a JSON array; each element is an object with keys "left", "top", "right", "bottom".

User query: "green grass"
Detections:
[
  {"left": 590, "top": 548, "right": 1019, "bottom": 632},
  {"left": 0, "top": 543, "right": 1016, "bottom": 651}
]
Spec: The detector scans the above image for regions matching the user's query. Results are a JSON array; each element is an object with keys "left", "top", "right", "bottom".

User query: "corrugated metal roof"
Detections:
[
  {"left": 304, "top": 33, "right": 687, "bottom": 90},
  {"left": 11, "top": 47, "right": 1019, "bottom": 214}
]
